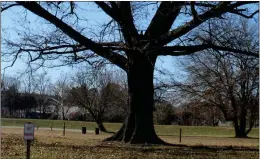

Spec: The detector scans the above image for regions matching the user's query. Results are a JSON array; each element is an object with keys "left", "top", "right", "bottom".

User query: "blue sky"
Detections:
[
  {"left": 1, "top": 2, "right": 182, "bottom": 83},
  {"left": 1, "top": 2, "right": 258, "bottom": 83}
]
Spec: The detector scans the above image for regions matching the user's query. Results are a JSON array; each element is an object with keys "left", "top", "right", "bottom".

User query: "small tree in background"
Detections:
[
  {"left": 52, "top": 73, "right": 72, "bottom": 120},
  {"left": 154, "top": 101, "right": 175, "bottom": 125}
]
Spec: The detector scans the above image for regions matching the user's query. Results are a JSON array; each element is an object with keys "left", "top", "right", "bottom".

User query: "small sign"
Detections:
[{"left": 24, "top": 123, "right": 35, "bottom": 140}]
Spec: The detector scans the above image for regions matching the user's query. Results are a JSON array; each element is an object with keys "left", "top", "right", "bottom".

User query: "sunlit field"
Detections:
[
  {"left": 2, "top": 118, "right": 259, "bottom": 137},
  {"left": 2, "top": 118, "right": 259, "bottom": 159}
]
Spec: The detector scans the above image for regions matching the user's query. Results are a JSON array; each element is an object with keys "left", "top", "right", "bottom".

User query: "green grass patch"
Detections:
[
  {"left": 2, "top": 118, "right": 121, "bottom": 132},
  {"left": 2, "top": 118, "right": 259, "bottom": 138},
  {"left": 154, "top": 125, "right": 259, "bottom": 138}
]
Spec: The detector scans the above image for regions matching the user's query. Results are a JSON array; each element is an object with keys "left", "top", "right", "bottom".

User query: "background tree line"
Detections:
[{"left": 1, "top": 68, "right": 129, "bottom": 125}]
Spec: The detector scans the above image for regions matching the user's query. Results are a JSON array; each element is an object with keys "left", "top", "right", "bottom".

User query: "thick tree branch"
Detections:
[
  {"left": 95, "top": 2, "right": 118, "bottom": 20},
  {"left": 109, "top": 2, "right": 118, "bottom": 9},
  {"left": 228, "top": 10, "right": 259, "bottom": 19},
  {"left": 190, "top": 2, "right": 198, "bottom": 21},
  {"left": 95, "top": 2, "right": 138, "bottom": 44},
  {"left": 158, "top": 2, "right": 231, "bottom": 45},
  {"left": 17, "top": 2, "right": 128, "bottom": 71},
  {"left": 158, "top": 2, "right": 257, "bottom": 46},
  {"left": 145, "top": 2, "right": 184, "bottom": 39},
  {"left": 1, "top": 3, "right": 21, "bottom": 12},
  {"left": 156, "top": 44, "right": 259, "bottom": 57},
  {"left": 117, "top": 2, "right": 139, "bottom": 38},
  {"left": 18, "top": 43, "right": 128, "bottom": 55},
  {"left": 230, "top": 1, "right": 258, "bottom": 8},
  {"left": 191, "top": 2, "right": 218, "bottom": 8}
]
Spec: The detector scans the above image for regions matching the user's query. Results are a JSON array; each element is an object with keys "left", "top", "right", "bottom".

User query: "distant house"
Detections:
[
  {"left": 57, "top": 106, "right": 81, "bottom": 120},
  {"left": 25, "top": 111, "right": 53, "bottom": 119},
  {"left": 218, "top": 120, "right": 233, "bottom": 127}
]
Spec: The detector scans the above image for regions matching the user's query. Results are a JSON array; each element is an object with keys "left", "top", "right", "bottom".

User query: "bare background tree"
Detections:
[
  {"left": 171, "top": 17, "right": 259, "bottom": 137},
  {"left": 32, "top": 73, "right": 53, "bottom": 116},
  {"left": 52, "top": 73, "right": 72, "bottom": 120},
  {"left": 68, "top": 67, "right": 128, "bottom": 132}
]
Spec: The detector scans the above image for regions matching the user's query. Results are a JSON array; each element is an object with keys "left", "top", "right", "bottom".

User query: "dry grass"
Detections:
[
  {"left": 1, "top": 128, "right": 259, "bottom": 159},
  {"left": 3, "top": 118, "right": 259, "bottom": 138},
  {"left": 161, "top": 136, "right": 259, "bottom": 148}
]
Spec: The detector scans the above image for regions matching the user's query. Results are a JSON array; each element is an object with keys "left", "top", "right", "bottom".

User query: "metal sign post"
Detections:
[
  {"left": 63, "top": 122, "right": 65, "bottom": 136},
  {"left": 24, "top": 122, "right": 34, "bottom": 159},
  {"left": 26, "top": 140, "right": 31, "bottom": 159},
  {"left": 179, "top": 129, "right": 182, "bottom": 143}
]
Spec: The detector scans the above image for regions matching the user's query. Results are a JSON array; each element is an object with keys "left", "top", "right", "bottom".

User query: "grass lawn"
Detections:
[
  {"left": 1, "top": 128, "right": 259, "bottom": 159},
  {"left": 2, "top": 118, "right": 121, "bottom": 133},
  {"left": 2, "top": 118, "right": 259, "bottom": 138}
]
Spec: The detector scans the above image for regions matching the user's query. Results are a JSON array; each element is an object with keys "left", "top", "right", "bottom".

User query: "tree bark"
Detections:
[
  {"left": 104, "top": 54, "right": 165, "bottom": 144},
  {"left": 234, "top": 119, "right": 248, "bottom": 138},
  {"left": 235, "top": 127, "right": 247, "bottom": 138},
  {"left": 97, "top": 121, "right": 107, "bottom": 132},
  {"left": 232, "top": 101, "right": 249, "bottom": 138}
]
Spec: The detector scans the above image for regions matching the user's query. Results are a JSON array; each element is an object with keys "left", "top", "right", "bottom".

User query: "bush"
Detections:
[
  {"left": 153, "top": 103, "right": 175, "bottom": 125},
  {"left": 68, "top": 112, "right": 93, "bottom": 121}
]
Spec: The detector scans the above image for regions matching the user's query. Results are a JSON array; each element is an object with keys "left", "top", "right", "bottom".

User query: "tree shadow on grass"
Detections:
[
  {"left": 158, "top": 134, "right": 259, "bottom": 140},
  {"left": 35, "top": 139, "right": 258, "bottom": 153},
  {"left": 98, "top": 141, "right": 259, "bottom": 152},
  {"left": 104, "top": 130, "right": 116, "bottom": 134},
  {"left": 247, "top": 136, "right": 259, "bottom": 139},
  {"left": 223, "top": 136, "right": 259, "bottom": 140}
]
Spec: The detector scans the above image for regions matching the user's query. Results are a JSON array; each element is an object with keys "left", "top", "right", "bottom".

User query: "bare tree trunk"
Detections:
[
  {"left": 234, "top": 120, "right": 247, "bottom": 138},
  {"left": 104, "top": 55, "right": 165, "bottom": 144},
  {"left": 9, "top": 103, "right": 13, "bottom": 117},
  {"left": 235, "top": 127, "right": 247, "bottom": 138},
  {"left": 62, "top": 107, "right": 65, "bottom": 120},
  {"left": 233, "top": 103, "right": 248, "bottom": 138},
  {"left": 97, "top": 120, "right": 107, "bottom": 132}
]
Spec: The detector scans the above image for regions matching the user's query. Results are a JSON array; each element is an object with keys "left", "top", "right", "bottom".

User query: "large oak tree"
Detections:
[{"left": 1, "top": 2, "right": 258, "bottom": 144}]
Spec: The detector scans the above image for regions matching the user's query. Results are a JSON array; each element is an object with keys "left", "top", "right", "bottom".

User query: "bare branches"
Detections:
[
  {"left": 17, "top": 2, "right": 128, "bottom": 71},
  {"left": 190, "top": 2, "right": 218, "bottom": 8},
  {"left": 157, "top": 44, "right": 259, "bottom": 57},
  {"left": 2, "top": 23, "right": 128, "bottom": 71},
  {"left": 1, "top": 3, "right": 20, "bottom": 12},
  {"left": 229, "top": 10, "right": 259, "bottom": 19},
  {"left": 117, "top": 2, "right": 139, "bottom": 39},
  {"left": 95, "top": 2, "right": 117, "bottom": 19},
  {"left": 12, "top": 42, "right": 127, "bottom": 55},
  {"left": 157, "top": 1, "right": 258, "bottom": 46},
  {"left": 3, "top": 2, "right": 258, "bottom": 75},
  {"left": 95, "top": 2, "right": 139, "bottom": 44},
  {"left": 158, "top": 2, "right": 231, "bottom": 45}
]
